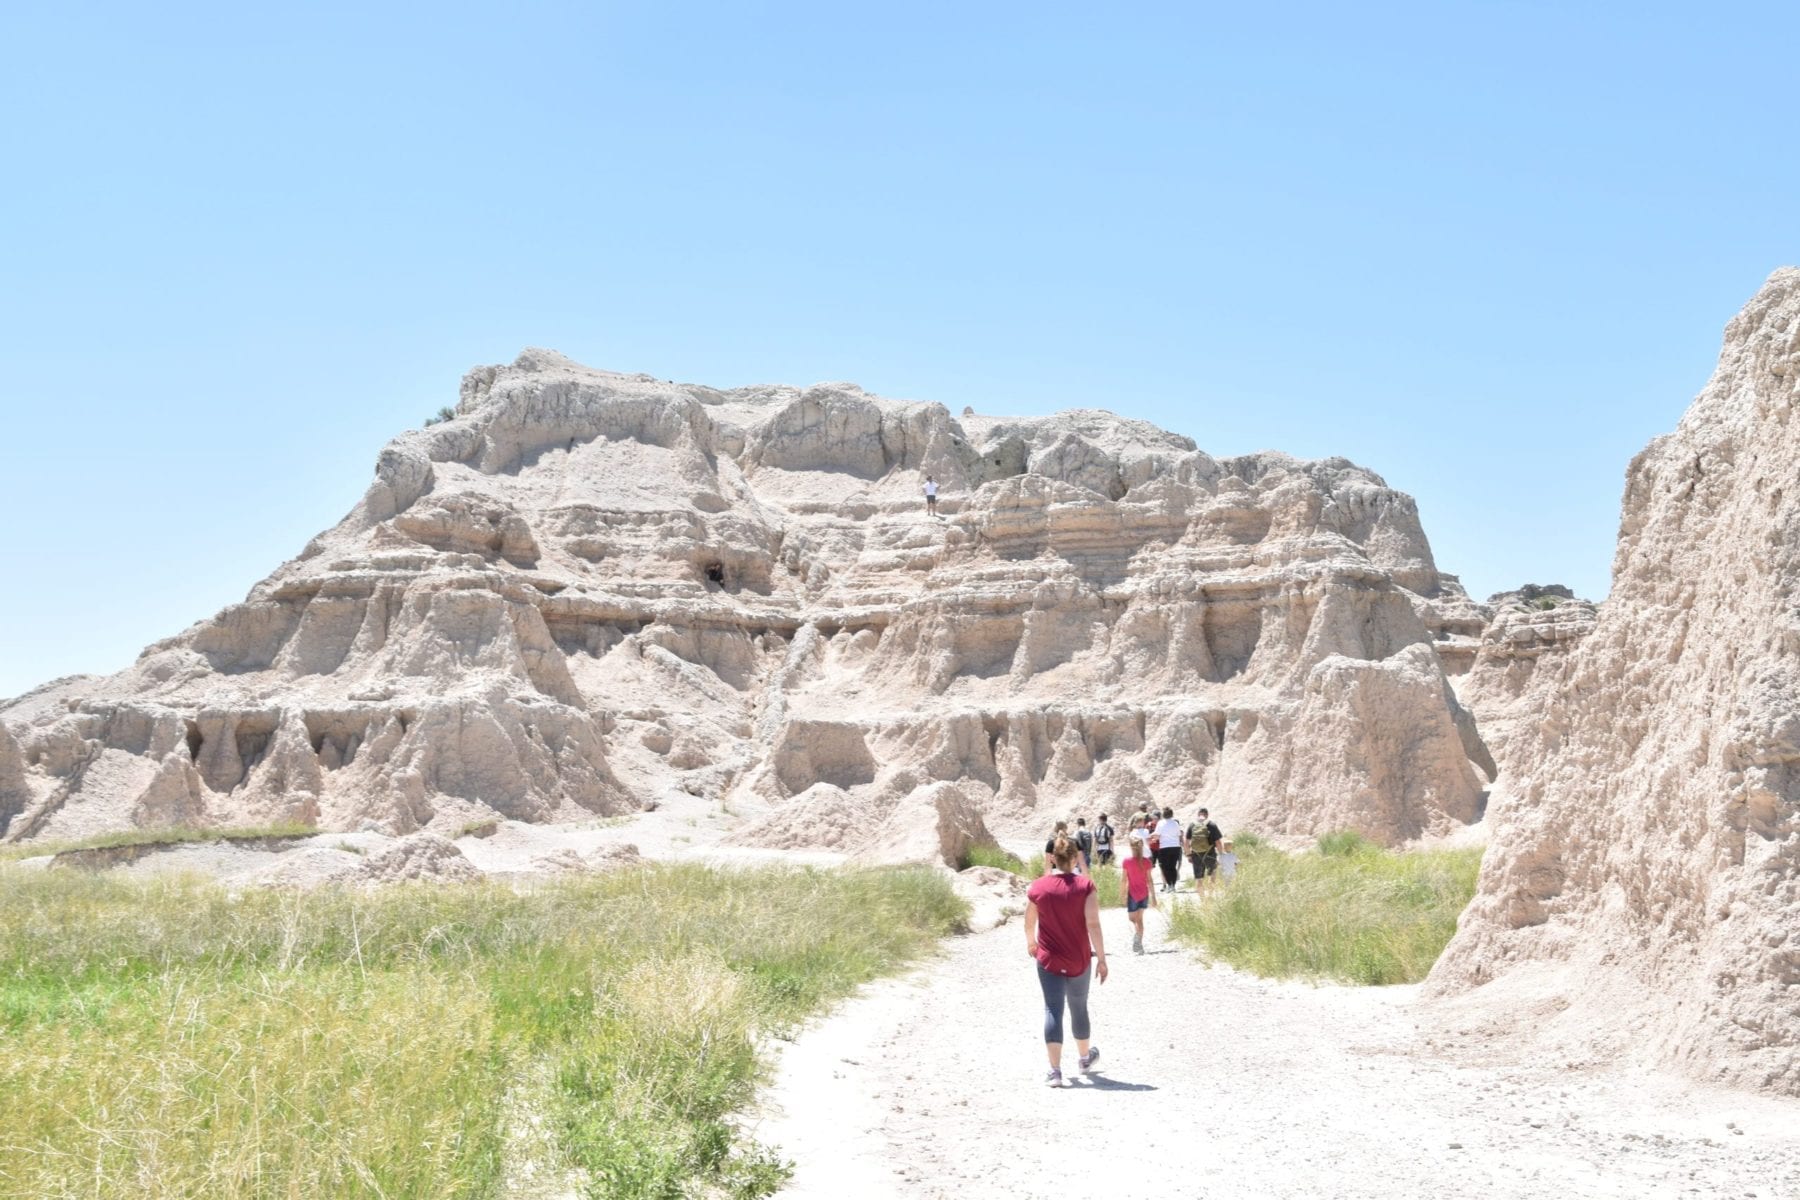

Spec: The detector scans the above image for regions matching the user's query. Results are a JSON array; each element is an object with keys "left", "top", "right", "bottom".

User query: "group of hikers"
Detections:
[
  {"left": 1025, "top": 806, "right": 1237, "bottom": 1088},
  {"left": 919, "top": 470, "right": 1239, "bottom": 1085}
]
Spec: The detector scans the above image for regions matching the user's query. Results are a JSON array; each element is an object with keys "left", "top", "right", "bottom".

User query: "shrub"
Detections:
[
  {"left": 961, "top": 843, "right": 1029, "bottom": 876},
  {"left": 1168, "top": 835, "right": 1482, "bottom": 985},
  {"left": 424, "top": 405, "right": 458, "bottom": 426},
  {"left": 1316, "top": 829, "right": 1377, "bottom": 857}
]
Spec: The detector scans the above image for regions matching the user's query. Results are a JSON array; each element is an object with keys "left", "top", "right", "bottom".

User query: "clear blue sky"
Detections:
[{"left": 3, "top": 1, "right": 1796, "bottom": 700}]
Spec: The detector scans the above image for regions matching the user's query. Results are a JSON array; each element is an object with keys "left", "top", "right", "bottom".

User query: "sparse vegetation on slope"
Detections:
[
  {"left": 960, "top": 843, "right": 1029, "bottom": 875},
  {"left": 0, "top": 821, "right": 318, "bottom": 862},
  {"left": 0, "top": 863, "right": 965, "bottom": 1199},
  {"left": 1168, "top": 833, "right": 1481, "bottom": 985}
]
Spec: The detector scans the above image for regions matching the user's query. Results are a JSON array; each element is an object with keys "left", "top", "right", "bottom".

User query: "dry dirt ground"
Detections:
[{"left": 755, "top": 903, "right": 1800, "bottom": 1200}]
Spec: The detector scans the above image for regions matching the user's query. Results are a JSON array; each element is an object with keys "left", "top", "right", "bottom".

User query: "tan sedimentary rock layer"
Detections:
[
  {"left": 1432, "top": 269, "right": 1800, "bottom": 1095},
  {"left": 1, "top": 351, "right": 1491, "bottom": 852},
  {"left": 1452, "top": 593, "right": 1599, "bottom": 775}
]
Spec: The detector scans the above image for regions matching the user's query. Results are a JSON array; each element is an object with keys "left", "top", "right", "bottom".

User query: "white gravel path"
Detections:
[{"left": 756, "top": 903, "right": 1800, "bottom": 1199}]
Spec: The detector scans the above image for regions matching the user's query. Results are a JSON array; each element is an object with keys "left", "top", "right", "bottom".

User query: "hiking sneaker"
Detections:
[
  {"left": 1045, "top": 1068, "right": 1066, "bottom": 1088},
  {"left": 1079, "top": 1046, "right": 1100, "bottom": 1073},
  {"left": 1132, "top": 931, "right": 1143, "bottom": 954}
]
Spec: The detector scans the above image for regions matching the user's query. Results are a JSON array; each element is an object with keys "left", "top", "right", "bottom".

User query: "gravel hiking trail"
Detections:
[{"left": 755, "top": 904, "right": 1800, "bottom": 1199}]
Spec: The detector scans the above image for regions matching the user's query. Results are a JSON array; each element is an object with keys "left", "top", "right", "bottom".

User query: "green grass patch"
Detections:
[
  {"left": 0, "top": 862, "right": 965, "bottom": 1198},
  {"left": 1086, "top": 864, "right": 1124, "bottom": 908},
  {"left": 1315, "top": 829, "right": 1375, "bottom": 857},
  {"left": 1167, "top": 833, "right": 1481, "bottom": 985},
  {"left": 0, "top": 822, "right": 318, "bottom": 862},
  {"left": 959, "top": 843, "right": 1030, "bottom": 876}
]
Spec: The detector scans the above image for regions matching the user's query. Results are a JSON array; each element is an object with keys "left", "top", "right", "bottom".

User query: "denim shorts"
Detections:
[{"left": 1127, "top": 896, "right": 1150, "bottom": 913}]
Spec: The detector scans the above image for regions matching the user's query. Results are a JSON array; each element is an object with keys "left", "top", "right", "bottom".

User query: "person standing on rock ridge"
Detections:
[
  {"left": 1153, "top": 806, "right": 1186, "bottom": 892},
  {"left": 923, "top": 474, "right": 939, "bottom": 516},
  {"left": 1025, "top": 835, "right": 1108, "bottom": 1087}
]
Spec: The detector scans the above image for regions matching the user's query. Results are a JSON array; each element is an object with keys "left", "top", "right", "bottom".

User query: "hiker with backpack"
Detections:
[
  {"left": 1092, "top": 813, "right": 1115, "bottom": 866},
  {"left": 1025, "top": 834, "right": 1108, "bottom": 1087},
  {"left": 1045, "top": 821, "right": 1084, "bottom": 875},
  {"left": 1188, "top": 807, "right": 1224, "bottom": 888},
  {"left": 1074, "top": 817, "right": 1094, "bottom": 871}
]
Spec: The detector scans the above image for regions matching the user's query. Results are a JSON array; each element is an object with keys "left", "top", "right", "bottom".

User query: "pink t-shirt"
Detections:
[
  {"left": 1120, "top": 855, "right": 1153, "bottom": 903},
  {"left": 1027, "top": 871, "right": 1096, "bottom": 976}
]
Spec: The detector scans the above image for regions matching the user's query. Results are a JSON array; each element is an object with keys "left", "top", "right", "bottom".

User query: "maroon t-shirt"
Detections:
[{"left": 1027, "top": 871, "right": 1095, "bottom": 976}]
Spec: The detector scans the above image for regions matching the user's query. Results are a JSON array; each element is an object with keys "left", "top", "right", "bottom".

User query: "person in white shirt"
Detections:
[
  {"left": 1152, "top": 807, "right": 1186, "bottom": 892},
  {"left": 924, "top": 475, "right": 939, "bottom": 515}
]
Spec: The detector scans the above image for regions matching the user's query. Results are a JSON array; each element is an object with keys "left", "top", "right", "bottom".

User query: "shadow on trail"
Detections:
[{"left": 1069, "top": 1075, "right": 1158, "bottom": 1092}]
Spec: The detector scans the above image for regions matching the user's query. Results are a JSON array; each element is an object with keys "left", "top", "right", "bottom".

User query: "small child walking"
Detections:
[
  {"left": 1119, "top": 836, "right": 1158, "bottom": 954},
  {"left": 1217, "top": 838, "right": 1239, "bottom": 881}
]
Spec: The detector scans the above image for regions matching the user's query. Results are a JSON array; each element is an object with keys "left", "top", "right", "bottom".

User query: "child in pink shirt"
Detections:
[{"left": 1120, "top": 836, "right": 1158, "bottom": 954}]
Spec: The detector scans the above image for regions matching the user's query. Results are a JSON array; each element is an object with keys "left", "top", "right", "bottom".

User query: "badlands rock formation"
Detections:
[
  {"left": 1451, "top": 587, "right": 1598, "bottom": 775},
  {"left": 0, "top": 350, "right": 1496, "bottom": 855},
  {"left": 1433, "top": 269, "right": 1800, "bottom": 1095}
]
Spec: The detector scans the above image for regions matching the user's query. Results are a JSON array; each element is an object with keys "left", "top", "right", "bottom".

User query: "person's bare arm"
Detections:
[
  {"left": 1025, "top": 900, "right": 1040, "bottom": 959},
  {"left": 1084, "top": 892, "right": 1108, "bottom": 982}
]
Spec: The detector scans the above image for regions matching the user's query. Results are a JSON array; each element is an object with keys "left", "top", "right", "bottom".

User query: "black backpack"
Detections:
[
  {"left": 1076, "top": 828, "right": 1093, "bottom": 854},
  {"left": 1093, "top": 821, "right": 1113, "bottom": 848}
]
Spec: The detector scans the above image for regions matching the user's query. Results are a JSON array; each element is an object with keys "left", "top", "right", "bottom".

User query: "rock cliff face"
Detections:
[
  {"left": 1432, "top": 270, "right": 1800, "bottom": 1095},
  {"left": 1, "top": 350, "right": 1491, "bottom": 849},
  {"left": 1452, "top": 589, "right": 1598, "bottom": 775}
]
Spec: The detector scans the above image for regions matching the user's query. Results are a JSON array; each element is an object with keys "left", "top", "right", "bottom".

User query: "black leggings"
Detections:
[
  {"left": 1037, "top": 963, "right": 1092, "bottom": 1044},
  {"left": 1156, "top": 846, "right": 1182, "bottom": 887}
]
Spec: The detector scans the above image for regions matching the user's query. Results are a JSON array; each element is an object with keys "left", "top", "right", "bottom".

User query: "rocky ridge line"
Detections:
[{"left": 2, "top": 351, "right": 1498, "bottom": 854}]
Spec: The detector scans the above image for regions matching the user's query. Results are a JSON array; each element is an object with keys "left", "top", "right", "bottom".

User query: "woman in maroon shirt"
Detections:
[{"left": 1024, "top": 835, "right": 1109, "bottom": 1088}]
